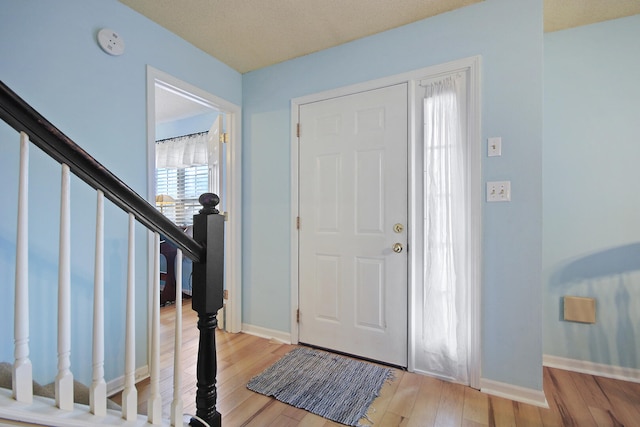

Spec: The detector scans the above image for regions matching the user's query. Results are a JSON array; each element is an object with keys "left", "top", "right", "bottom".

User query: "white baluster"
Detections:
[
  {"left": 170, "top": 249, "right": 183, "bottom": 426},
  {"left": 122, "top": 213, "right": 138, "bottom": 421},
  {"left": 90, "top": 190, "right": 107, "bottom": 416},
  {"left": 55, "top": 163, "right": 73, "bottom": 411},
  {"left": 13, "top": 132, "right": 32, "bottom": 403},
  {"left": 148, "top": 232, "right": 162, "bottom": 424}
]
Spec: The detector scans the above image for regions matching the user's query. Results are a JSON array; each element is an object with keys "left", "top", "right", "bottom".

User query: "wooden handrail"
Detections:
[{"left": 0, "top": 80, "right": 204, "bottom": 262}]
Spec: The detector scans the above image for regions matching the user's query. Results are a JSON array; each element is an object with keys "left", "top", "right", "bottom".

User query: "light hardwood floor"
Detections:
[{"left": 113, "top": 301, "right": 640, "bottom": 426}]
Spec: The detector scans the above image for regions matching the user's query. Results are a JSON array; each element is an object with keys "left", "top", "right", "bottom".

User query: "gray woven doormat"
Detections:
[{"left": 247, "top": 347, "right": 393, "bottom": 426}]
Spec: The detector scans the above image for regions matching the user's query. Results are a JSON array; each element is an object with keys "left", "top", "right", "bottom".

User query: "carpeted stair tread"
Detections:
[{"left": 0, "top": 361, "right": 120, "bottom": 410}]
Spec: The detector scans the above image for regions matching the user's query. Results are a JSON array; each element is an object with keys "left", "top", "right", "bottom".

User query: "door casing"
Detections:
[{"left": 146, "top": 66, "right": 243, "bottom": 337}]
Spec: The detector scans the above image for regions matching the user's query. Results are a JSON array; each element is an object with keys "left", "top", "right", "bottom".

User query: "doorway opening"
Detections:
[{"left": 146, "top": 66, "right": 242, "bottom": 334}]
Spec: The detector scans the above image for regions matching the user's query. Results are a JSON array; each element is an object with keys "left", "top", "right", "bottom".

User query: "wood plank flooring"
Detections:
[{"left": 113, "top": 301, "right": 640, "bottom": 426}]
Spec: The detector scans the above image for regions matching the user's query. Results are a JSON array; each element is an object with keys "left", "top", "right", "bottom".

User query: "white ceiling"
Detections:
[
  {"left": 155, "top": 84, "right": 214, "bottom": 124},
  {"left": 119, "top": 0, "right": 640, "bottom": 74}
]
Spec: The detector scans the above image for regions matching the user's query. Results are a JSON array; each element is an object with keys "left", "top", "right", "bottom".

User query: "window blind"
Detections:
[{"left": 156, "top": 165, "right": 209, "bottom": 226}]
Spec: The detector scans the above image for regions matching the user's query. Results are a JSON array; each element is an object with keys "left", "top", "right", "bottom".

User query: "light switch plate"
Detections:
[
  {"left": 488, "top": 137, "right": 502, "bottom": 157},
  {"left": 487, "top": 181, "right": 511, "bottom": 202}
]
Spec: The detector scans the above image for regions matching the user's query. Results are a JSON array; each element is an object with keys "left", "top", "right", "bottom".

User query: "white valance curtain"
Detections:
[
  {"left": 156, "top": 132, "right": 208, "bottom": 168},
  {"left": 421, "top": 73, "right": 469, "bottom": 384}
]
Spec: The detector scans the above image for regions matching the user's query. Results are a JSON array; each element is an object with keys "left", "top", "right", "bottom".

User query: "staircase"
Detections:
[{"left": 0, "top": 81, "right": 224, "bottom": 427}]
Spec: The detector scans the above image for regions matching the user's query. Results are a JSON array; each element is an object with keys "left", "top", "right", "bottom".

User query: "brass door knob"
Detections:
[{"left": 392, "top": 243, "right": 403, "bottom": 253}]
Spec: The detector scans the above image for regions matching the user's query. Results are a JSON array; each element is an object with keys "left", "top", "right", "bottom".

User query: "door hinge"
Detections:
[
  {"left": 219, "top": 132, "right": 229, "bottom": 143},
  {"left": 296, "top": 216, "right": 300, "bottom": 230},
  {"left": 222, "top": 211, "right": 229, "bottom": 221},
  {"left": 223, "top": 289, "right": 229, "bottom": 299},
  {"left": 296, "top": 309, "right": 300, "bottom": 323},
  {"left": 296, "top": 123, "right": 300, "bottom": 138}
]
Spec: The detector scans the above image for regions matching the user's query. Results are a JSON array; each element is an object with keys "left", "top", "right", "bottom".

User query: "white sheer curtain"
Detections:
[
  {"left": 156, "top": 132, "right": 209, "bottom": 168},
  {"left": 421, "top": 73, "right": 468, "bottom": 383},
  {"left": 155, "top": 132, "right": 210, "bottom": 226}
]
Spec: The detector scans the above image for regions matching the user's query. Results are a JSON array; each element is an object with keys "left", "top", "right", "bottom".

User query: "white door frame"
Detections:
[
  {"left": 291, "top": 56, "right": 481, "bottom": 388},
  {"left": 146, "top": 66, "right": 243, "bottom": 334}
]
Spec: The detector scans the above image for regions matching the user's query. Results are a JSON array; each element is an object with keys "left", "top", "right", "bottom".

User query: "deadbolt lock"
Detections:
[{"left": 393, "top": 223, "right": 404, "bottom": 233}]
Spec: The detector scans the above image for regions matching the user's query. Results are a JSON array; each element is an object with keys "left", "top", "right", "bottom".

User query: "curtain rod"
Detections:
[
  {"left": 419, "top": 71, "right": 464, "bottom": 87},
  {"left": 156, "top": 130, "right": 208, "bottom": 143}
]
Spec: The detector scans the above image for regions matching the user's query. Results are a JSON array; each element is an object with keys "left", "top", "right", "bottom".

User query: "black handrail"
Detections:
[{"left": 0, "top": 80, "right": 203, "bottom": 262}]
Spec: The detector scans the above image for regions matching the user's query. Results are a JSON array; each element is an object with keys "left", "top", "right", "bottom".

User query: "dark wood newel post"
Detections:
[{"left": 190, "top": 193, "right": 224, "bottom": 427}]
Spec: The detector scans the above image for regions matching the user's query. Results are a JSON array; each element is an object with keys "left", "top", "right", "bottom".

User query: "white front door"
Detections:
[{"left": 298, "top": 84, "right": 408, "bottom": 366}]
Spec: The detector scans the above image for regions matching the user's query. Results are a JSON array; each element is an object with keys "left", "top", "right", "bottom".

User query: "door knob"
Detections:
[{"left": 392, "top": 243, "right": 403, "bottom": 253}]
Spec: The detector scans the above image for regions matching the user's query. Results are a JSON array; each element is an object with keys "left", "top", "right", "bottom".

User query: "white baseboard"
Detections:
[
  {"left": 543, "top": 354, "right": 640, "bottom": 384},
  {"left": 241, "top": 323, "right": 291, "bottom": 344},
  {"left": 480, "top": 378, "right": 548, "bottom": 408},
  {"left": 106, "top": 365, "right": 150, "bottom": 396}
]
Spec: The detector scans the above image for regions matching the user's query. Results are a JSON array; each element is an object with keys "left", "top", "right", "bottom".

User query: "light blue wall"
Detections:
[
  {"left": 242, "top": 0, "right": 543, "bottom": 390},
  {"left": 156, "top": 111, "right": 219, "bottom": 141},
  {"left": 0, "top": 0, "right": 241, "bottom": 386},
  {"left": 0, "top": 0, "right": 548, "bottom": 394},
  {"left": 543, "top": 15, "right": 640, "bottom": 368}
]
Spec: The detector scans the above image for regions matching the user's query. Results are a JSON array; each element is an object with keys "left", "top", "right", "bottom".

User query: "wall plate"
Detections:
[
  {"left": 486, "top": 181, "right": 511, "bottom": 202},
  {"left": 488, "top": 137, "right": 502, "bottom": 157}
]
